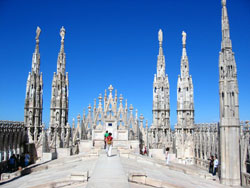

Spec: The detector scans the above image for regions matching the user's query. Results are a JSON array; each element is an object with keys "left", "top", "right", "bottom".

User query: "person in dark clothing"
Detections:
[
  {"left": 20, "top": 153, "right": 25, "bottom": 168},
  {"left": 209, "top": 155, "right": 214, "bottom": 173},
  {"left": 16, "top": 154, "right": 21, "bottom": 170},
  {"left": 8, "top": 154, "right": 16, "bottom": 172}
]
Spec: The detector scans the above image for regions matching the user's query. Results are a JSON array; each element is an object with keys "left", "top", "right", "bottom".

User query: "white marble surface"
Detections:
[{"left": 0, "top": 149, "right": 238, "bottom": 188}]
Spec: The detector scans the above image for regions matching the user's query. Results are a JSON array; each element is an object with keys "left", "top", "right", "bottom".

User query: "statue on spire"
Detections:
[
  {"left": 182, "top": 31, "right": 186, "bottom": 48},
  {"left": 222, "top": 0, "right": 226, "bottom": 6},
  {"left": 35, "top": 26, "right": 41, "bottom": 42},
  {"left": 158, "top": 29, "right": 163, "bottom": 43},
  {"left": 60, "top": 26, "right": 65, "bottom": 42}
]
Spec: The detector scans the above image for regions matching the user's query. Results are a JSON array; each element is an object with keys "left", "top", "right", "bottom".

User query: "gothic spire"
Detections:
[
  {"left": 24, "top": 26, "right": 43, "bottom": 143},
  {"left": 32, "top": 26, "right": 41, "bottom": 74},
  {"left": 57, "top": 26, "right": 66, "bottom": 74},
  {"left": 221, "top": 0, "right": 232, "bottom": 50}
]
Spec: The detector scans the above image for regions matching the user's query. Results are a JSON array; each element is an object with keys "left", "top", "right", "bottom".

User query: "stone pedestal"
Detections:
[
  {"left": 149, "top": 149, "right": 165, "bottom": 160},
  {"left": 42, "top": 152, "right": 57, "bottom": 162},
  {"left": 56, "top": 148, "right": 72, "bottom": 159},
  {"left": 79, "top": 140, "right": 93, "bottom": 153}
]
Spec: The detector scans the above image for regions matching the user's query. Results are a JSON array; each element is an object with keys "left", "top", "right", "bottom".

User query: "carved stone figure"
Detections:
[
  {"left": 158, "top": 29, "right": 163, "bottom": 43},
  {"left": 182, "top": 31, "right": 186, "bottom": 47},
  {"left": 36, "top": 26, "right": 41, "bottom": 41},
  {"left": 60, "top": 26, "right": 65, "bottom": 42}
]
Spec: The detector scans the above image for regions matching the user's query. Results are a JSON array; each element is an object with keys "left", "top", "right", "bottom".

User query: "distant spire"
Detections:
[{"left": 221, "top": 0, "right": 232, "bottom": 50}]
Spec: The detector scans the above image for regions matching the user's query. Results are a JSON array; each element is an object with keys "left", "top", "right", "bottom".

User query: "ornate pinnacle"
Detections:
[
  {"left": 77, "top": 114, "right": 81, "bottom": 121},
  {"left": 98, "top": 94, "right": 102, "bottom": 101},
  {"left": 108, "top": 85, "right": 114, "bottom": 93},
  {"left": 129, "top": 104, "right": 133, "bottom": 111},
  {"left": 140, "top": 114, "right": 144, "bottom": 121},
  {"left": 119, "top": 94, "right": 123, "bottom": 102},
  {"left": 88, "top": 104, "right": 91, "bottom": 112}
]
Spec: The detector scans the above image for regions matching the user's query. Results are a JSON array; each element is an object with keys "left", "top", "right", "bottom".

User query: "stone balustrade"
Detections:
[{"left": 0, "top": 120, "right": 27, "bottom": 162}]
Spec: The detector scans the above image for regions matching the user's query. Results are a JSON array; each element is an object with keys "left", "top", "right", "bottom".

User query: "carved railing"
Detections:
[{"left": 194, "top": 157, "right": 210, "bottom": 170}]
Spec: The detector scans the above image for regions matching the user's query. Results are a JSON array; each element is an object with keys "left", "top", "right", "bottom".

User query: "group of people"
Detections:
[
  {"left": 104, "top": 131, "right": 113, "bottom": 157},
  {"left": 8, "top": 153, "right": 30, "bottom": 172},
  {"left": 209, "top": 155, "right": 219, "bottom": 176}
]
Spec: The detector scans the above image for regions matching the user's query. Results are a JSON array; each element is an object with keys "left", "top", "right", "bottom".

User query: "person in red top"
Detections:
[
  {"left": 143, "top": 146, "right": 147, "bottom": 155},
  {"left": 106, "top": 133, "right": 113, "bottom": 157}
]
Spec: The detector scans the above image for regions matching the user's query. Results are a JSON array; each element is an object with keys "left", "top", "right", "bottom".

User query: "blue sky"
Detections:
[{"left": 0, "top": 0, "right": 249, "bottom": 128}]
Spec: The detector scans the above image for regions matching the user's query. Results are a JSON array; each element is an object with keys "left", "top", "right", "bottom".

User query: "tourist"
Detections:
[
  {"left": 143, "top": 146, "right": 147, "bottom": 155},
  {"left": 208, "top": 155, "right": 214, "bottom": 174},
  {"left": 8, "top": 154, "right": 16, "bottom": 172},
  {"left": 16, "top": 154, "right": 21, "bottom": 170},
  {"left": 20, "top": 153, "right": 25, "bottom": 168},
  {"left": 25, "top": 153, "right": 30, "bottom": 167},
  {"left": 165, "top": 147, "right": 170, "bottom": 165},
  {"left": 104, "top": 130, "right": 109, "bottom": 150},
  {"left": 213, "top": 155, "right": 218, "bottom": 176},
  {"left": 106, "top": 133, "right": 113, "bottom": 157}
]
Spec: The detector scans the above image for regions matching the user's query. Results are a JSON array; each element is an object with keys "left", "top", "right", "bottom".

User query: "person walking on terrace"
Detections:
[
  {"left": 106, "top": 133, "right": 113, "bottom": 157},
  {"left": 165, "top": 148, "right": 170, "bottom": 165},
  {"left": 213, "top": 155, "right": 219, "bottom": 176},
  {"left": 104, "top": 130, "right": 109, "bottom": 150},
  {"left": 208, "top": 155, "right": 214, "bottom": 174}
]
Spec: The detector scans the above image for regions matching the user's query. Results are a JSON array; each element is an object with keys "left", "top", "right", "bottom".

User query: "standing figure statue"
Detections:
[
  {"left": 60, "top": 26, "right": 66, "bottom": 42},
  {"left": 36, "top": 26, "right": 41, "bottom": 41},
  {"left": 158, "top": 29, "right": 163, "bottom": 44},
  {"left": 182, "top": 31, "right": 186, "bottom": 48}
]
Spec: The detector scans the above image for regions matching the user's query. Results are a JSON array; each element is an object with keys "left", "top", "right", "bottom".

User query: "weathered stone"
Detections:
[
  {"left": 128, "top": 172, "right": 146, "bottom": 184},
  {"left": 145, "top": 177, "right": 162, "bottom": 187},
  {"left": 70, "top": 171, "right": 88, "bottom": 181}
]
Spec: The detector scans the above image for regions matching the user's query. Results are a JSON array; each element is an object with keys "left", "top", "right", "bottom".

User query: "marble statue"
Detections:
[
  {"left": 182, "top": 31, "right": 186, "bottom": 47},
  {"left": 36, "top": 26, "right": 41, "bottom": 41},
  {"left": 60, "top": 26, "right": 65, "bottom": 42}
]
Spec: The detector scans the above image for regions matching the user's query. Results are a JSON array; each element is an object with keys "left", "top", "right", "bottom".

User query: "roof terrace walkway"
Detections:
[{"left": 0, "top": 148, "right": 233, "bottom": 188}]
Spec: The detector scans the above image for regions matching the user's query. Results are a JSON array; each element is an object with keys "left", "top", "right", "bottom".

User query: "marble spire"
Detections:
[
  {"left": 49, "top": 27, "right": 69, "bottom": 148},
  {"left": 24, "top": 26, "right": 43, "bottom": 143},
  {"left": 152, "top": 29, "right": 170, "bottom": 148},
  {"left": 175, "top": 31, "right": 194, "bottom": 164},
  {"left": 219, "top": 0, "right": 241, "bottom": 185}
]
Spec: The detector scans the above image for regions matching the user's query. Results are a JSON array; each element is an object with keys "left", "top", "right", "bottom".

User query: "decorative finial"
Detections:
[
  {"left": 35, "top": 26, "right": 41, "bottom": 43},
  {"left": 108, "top": 85, "right": 114, "bottom": 93},
  {"left": 182, "top": 31, "right": 186, "bottom": 48},
  {"left": 60, "top": 26, "right": 65, "bottom": 43},
  {"left": 222, "top": 0, "right": 226, "bottom": 6},
  {"left": 158, "top": 29, "right": 163, "bottom": 44}
]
